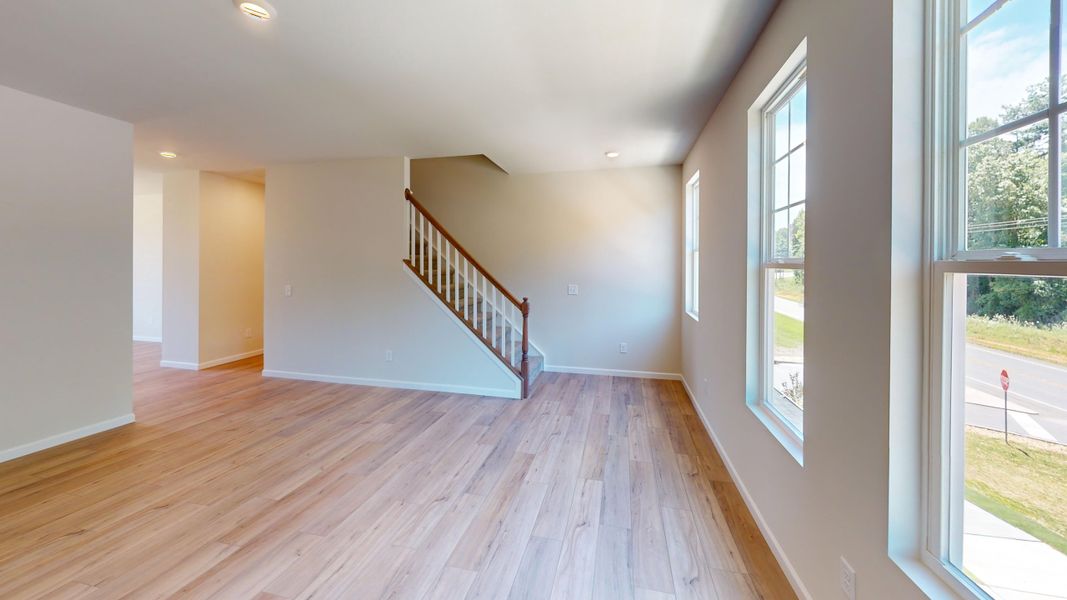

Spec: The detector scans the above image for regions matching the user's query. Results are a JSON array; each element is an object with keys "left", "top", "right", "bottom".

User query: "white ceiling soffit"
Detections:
[{"left": 0, "top": 0, "right": 776, "bottom": 174}]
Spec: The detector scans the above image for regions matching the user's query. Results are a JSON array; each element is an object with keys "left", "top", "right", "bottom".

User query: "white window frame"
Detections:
[
  {"left": 924, "top": 0, "right": 1067, "bottom": 597},
  {"left": 685, "top": 172, "right": 700, "bottom": 320},
  {"left": 746, "top": 40, "right": 808, "bottom": 463}
]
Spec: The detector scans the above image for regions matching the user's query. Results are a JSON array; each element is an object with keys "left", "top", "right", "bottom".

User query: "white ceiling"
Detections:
[{"left": 0, "top": 0, "right": 775, "bottom": 174}]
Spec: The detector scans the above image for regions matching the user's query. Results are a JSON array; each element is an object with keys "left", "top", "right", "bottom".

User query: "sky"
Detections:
[{"left": 966, "top": 0, "right": 1051, "bottom": 127}]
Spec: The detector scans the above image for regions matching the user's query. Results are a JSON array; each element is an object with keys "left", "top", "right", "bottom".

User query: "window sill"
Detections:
[{"left": 748, "top": 402, "right": 804, "bottom": 466}]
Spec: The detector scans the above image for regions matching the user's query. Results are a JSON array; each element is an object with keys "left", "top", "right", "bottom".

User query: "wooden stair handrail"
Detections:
[{"left": 405, "top": 188, "right": 523, "bottom": 309}]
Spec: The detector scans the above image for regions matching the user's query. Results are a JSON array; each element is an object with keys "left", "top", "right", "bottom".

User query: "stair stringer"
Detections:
[{"left": 402, "top": 264, "right": 522, "bottom": 399}]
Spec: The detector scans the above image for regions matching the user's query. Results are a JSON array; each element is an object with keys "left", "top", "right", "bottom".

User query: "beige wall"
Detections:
[
  {"left": 161, "top": 171, "right": 264, "bottom": 368},
  {"left": 199, "top": 173, "right": 264, "bottom": 363},
  {"left": 264, "top": 158, "right": 518, "bottom": 396},
  {"left": 679, "top": 0, "right": 937, "bottom": 598},
  {"left": 133, "top": 192, "right": 163, "bottom": 341},
  {"left": 0, "top": 84, "right": 134, "bottom": 461},
  {"left": 411, "top": 156, "right": 682, "bottom": 376}
]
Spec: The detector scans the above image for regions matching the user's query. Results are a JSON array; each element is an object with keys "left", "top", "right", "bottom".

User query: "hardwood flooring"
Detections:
[{"left": 0, "top": 343, "right": 796, "bottom": 599}]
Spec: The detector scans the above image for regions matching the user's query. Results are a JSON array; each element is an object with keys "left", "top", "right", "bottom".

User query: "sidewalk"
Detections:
[{"left": 963, "top": 502, "right": 1067, "bottom": 599}]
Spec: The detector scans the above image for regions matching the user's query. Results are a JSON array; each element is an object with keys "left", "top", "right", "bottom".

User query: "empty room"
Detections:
[{"left": 2, "top": 0, "right": 1066, "bottom": 599}]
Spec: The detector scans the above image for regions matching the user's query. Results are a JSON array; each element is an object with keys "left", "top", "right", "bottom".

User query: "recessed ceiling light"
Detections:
[
  {"left": 159, "top": 151, "right": 178, "bottom": 159},
  {"left": 605, "top": 151, "right": 620, "bottom": 159},
  {"left": 235, "top": 0, "right": 275, "bottom": 20}
]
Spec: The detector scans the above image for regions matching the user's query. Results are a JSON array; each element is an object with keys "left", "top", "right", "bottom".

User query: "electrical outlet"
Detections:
[
  {"left": 619, "top": 342, "right": 628, "bottom": 354},
  {"left": 284, "top": 284, "right": 292, "bottom": 297},
  {"left": 385, "top": 350, "right": 393, "bottom": 362},
  {"left": 567, "top": 284, "right": 579, "bottom": 296},
  {"left": 840, "top": 557, "right": 856, "bottom": 600},
  {"left": 243, "top": 328, "right": 253, "bottom": 339}
]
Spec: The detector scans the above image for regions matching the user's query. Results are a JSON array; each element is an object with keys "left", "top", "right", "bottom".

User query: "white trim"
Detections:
[
  {"left": 0, "top": 413, "right": 135, "bottom": 464},
  {"left": 198, "top": 349, "right": 263, "bottom": 369},
  {"left": 402, "top": 265, "right": 525, "bottom": 388},
  {"left": 159, "top": 360, "right": 199, "bottom": 370},
  {"left": 159, "top": 349, "right": 264, "bottom": 371},
  {"left": 261, "top": 369, "right": 519, "bottom": 399},
  {"left": 680, "top": 377, "right": 813, "bottom": 600},
  {"left": 132, "top": 335, "right": 162, "bottom": 343},
  {"left": 544, "top": 365, "right": 682, "bottom": 380}
]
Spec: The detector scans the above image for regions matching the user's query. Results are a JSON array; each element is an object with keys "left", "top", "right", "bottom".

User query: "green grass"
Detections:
[
  {"left": 967, "top": 316, "right": 1067, "bottom": 367},
  {"left": 774, "top": 312, "right": 804, "bottom": 351},
  {"left": 965, "top": 427, "right": 1067, "bottom": 556}
]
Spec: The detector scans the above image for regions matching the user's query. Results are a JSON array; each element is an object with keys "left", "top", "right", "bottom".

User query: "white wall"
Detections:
[
  {"left": 412, "top": 156, "right": 682, "bottom": 376},
  {"left": 133, "top": 192, "right": 163, "bottom": 341},
  {"left": 199, "top": 172, "right": 264, "bottom": 364},
  {"left": 0, "top": 84, "right": 134, "bottom": 461},
  {"left": 264, "top": 158, "right": 518, "bottom": 397},
  {"left": 161, "top": 171, "right": 264, "bottom": 368},
  {"left": 161, "top": 171, "right": 201, "bottom": 367},
  {"left": 680, "top": 0, "right": 938, "bottom": 598}
]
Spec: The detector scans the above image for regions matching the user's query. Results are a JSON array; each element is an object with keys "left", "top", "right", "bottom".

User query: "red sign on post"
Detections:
[{"left": 1001, "top": 369, "right": 1010, "bottom": 392}]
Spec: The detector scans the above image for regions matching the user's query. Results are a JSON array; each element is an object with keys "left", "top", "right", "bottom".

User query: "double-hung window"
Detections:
[
  {"left": 685, "top": 172, "right": 700, "bottom": 320},
  {"left": 927, "top": 0, "right": 1067, "bottom": 597},
  {"left": 748, "top": 44, "right": 808, "bottom": 455}
]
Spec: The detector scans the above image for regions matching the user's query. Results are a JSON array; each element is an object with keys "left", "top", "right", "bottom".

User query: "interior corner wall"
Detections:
[
  {"left": 410, "top": 157, "right": 683, "bottom": 376},
  {"left": 198, "top": 173, "right": 264, "bottom": 364},
  {"left": 263, "top": 158, "right": 517, "bottom": 396},
  {"left": 679, "top": 0, "right": 931, "bottom": 598},
  {"left": 161, "top": 171, "right": 201, "bottom": 367},
  {"left": 133, "top": 192, "right": 163, "bottom": 341},
  {"left": 0, "top": 84, "right": 134, "bottom": 461}
]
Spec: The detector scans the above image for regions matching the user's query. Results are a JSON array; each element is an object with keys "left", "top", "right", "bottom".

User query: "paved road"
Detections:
[
  {"left": 772, "top": 297, "right": 1067, "bottom": 444},
  {"left": 965, "top": 345, "right": 1067, "bottom": 444}
]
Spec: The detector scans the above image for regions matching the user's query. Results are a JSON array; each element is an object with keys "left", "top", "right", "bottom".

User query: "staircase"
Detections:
[{"left": 402, "top": 188, "right": 543, "bottom": 398}]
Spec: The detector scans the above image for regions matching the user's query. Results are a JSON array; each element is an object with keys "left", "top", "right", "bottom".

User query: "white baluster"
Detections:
[
  {"left": 482, "top": 276, "right": 488, "bottom": 338},
  {"left": 464, "top": 259, "right": 470, "bottom": 322},
  {"left": 453, "top": 248, "right": 460, "bottom": 311},
  {"left": 420, "top": 213, "right": 427, "bottom": 276},
  {"left": 435, "top": 229, "right": 441, "bottom": 293},
  {"left": 408, "top": 204, "right": 414, "bottom": 263}
]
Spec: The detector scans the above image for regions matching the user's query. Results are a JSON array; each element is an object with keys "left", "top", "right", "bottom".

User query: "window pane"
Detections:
[
  {"left": 789, "top": 84, "right": 807, "bottom": 149},
  {"left": 790, "top": 205, "right": 806, "bottom": 258},
  {"left": 1062, "top": 114, "right": 1067, "bottom": 247},
  {"left": 965, "top": 0, "right": 994, "bottom": 22},
  {"left": 963, "top": 0, "right": 1050, "bottom": 138},
  {"left": 774, "top": 107, "right": 790, "bottom": 160},
  {"left": 773, "top": 208, "right": 789, "bottom": 257},
  {"left": 769, "top": 268, "right": 804, "bottom": 435},
  {"left": 955, "top": 274, "right": 1067, "bottom": 598},
  {"left": 790, "top": 146, "right": 806, "bottom": 204},
  {"left": 774, "top": 157, "right": 789, "bottom": 210},
  {"left": 692, "top": 250, "right": 699, "bottom": 313},
  {"left": 965, "top": 120, "right": 1049, "bottom": 250}
]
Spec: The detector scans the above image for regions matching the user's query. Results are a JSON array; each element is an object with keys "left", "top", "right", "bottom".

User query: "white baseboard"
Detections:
[
  {"left": 199, "top": 349, "right": 263, "bottom": 369},
  {"left": 680, "top": 377, "right": 812, "bottom": 600},
  {"left": 261, "top": 369, "right": 520, "bottom": 399},
  {"left": 132, "top": 335, "right": 162, "bottom": 343},
  {"left": 545, "top": 364, "right": 683, "bottom": 380},
  {"left": 160, "top": 349, "right": 263, "bottom": 371},
  {"left": 160, "top": 360, "right": 199, "bottom": 370},
  {"left": 0, "top": 413, "right": 135, "bottom": 464}
]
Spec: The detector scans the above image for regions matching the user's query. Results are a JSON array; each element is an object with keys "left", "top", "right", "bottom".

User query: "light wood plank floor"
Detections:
[{"left": 0, "top": 343, "right": 796, "bottom": 599}]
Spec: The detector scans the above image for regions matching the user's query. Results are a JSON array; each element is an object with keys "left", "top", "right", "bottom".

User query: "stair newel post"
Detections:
[{"left": 520, "top": 297, "right": 530, "bottom": 399}]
